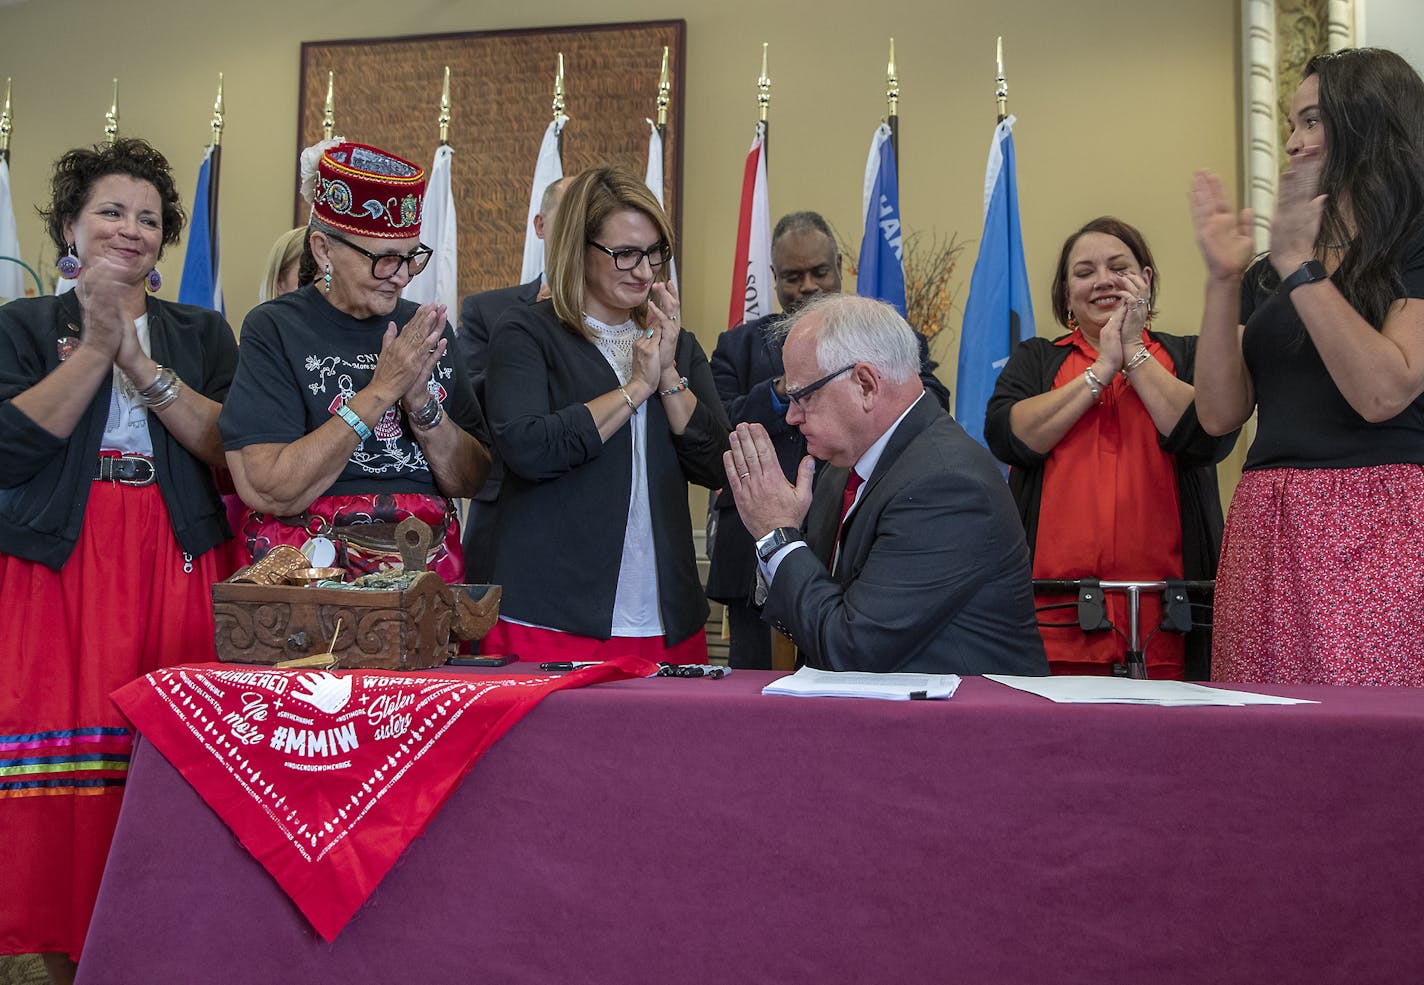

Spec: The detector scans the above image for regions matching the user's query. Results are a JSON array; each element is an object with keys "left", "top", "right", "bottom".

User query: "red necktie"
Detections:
[{"left": 830, "top": 470, "right": 864, "bottom": 571}]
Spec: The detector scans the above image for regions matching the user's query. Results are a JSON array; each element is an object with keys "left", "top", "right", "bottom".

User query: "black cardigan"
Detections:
[
  {"left": 485, "top": 300, "right": 730, "bottom": 644},
  {"left": 984, "top": 330, "right": 1238, "bottom": 679},
  {"left": 0, "top": 291, "right": 238, "bottom": 570}
]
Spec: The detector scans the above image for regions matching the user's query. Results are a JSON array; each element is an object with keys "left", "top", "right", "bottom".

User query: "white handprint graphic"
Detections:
[{"left": 288, "top": 672, "right": 353, "bottom": 715}]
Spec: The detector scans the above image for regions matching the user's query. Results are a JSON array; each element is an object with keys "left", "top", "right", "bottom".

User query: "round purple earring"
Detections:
[
  {"left": 146, "top": 268, "right": 162, "bottom": 293},
  {"left": 55, "top": 247, "right": 81, "bottom": 280}
]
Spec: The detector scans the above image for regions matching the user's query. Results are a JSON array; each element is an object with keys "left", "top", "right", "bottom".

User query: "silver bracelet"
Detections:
[
  {"left": 658, "top": 376, "right": 689, "bottom": 397},
  {"left": 409, "top": 395, "right": 443, "bottom": 431},
  {"left": 1083, "top": 367, "right": 1106, "bottom": 400},
  {"left": 618, "top": 386, "right": 637, "bottom": 411},
  {"left": 138, "top": 366, "right": 183, "bottom": 410},
  {"left": 1122, "top": 346, "right": 1152, "bottom": 375}
]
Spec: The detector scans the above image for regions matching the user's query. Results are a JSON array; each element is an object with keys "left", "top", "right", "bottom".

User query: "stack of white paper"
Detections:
[
  {"left": 984, "top": 675, "right": 1318, "bottom": 707},
  {"left": 762, "top": 666, "right": 961, "bottom": 701}
]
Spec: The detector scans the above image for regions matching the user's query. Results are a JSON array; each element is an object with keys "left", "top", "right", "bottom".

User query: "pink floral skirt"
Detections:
[{"left": 1212, "top": 464, "right": 1424, "bottom": 685}]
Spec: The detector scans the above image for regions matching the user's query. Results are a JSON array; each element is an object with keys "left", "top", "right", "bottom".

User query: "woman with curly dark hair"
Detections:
[
  {"left": 0, "top": 138, "right": 237, "bottom": 979},
  {"left": 1191, "top": 47, "right": 1424, "bottom": 684}
]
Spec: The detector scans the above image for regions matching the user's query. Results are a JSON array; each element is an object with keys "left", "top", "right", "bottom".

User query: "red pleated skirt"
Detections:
[
  {"left": 0, "top": 478, "right": 230, "bottom": 959},
  {"left": 1212, "top": 464, "right": 1424, "bottom": 685}
]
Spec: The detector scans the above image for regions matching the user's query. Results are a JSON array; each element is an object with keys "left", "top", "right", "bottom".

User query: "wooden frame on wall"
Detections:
[{"left": 298, "top": 20, "right": 686, "bottom": 297}]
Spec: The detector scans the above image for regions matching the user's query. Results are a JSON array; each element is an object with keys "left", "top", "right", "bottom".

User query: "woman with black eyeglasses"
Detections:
[
  {"left": 219, "top": 141, "right": 490, "bottom": 580},
  {"left": 480, "top": 165, "right": 729, "bottom": 664}
]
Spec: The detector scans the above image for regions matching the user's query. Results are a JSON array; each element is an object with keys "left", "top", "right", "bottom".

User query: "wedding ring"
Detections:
[
  {"left": 738, "top": 471, "right": 751, "bottom": 479},
  {"left": 1135, "top": 298, "right": 1149, "bottom": 307},
  {"left": 428, "top": 346, "right": 438, "bottom": 353}
]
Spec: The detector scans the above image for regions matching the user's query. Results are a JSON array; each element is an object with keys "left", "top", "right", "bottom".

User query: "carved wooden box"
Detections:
[{"left": 213, "top": 573, "right": 501, "bottom": 670}]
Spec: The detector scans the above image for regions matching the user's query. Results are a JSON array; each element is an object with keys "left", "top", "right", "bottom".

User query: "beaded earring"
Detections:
[
  {"left": 146, "top": 268, "right": 163, "bottom": 293},
  {"left": 323, "top": 264, "right": 332, "bottom": 294},
  {"left": 55, "top": 246, "right": 81, "bottom": 280},
  {"left": 1066, "top": 312, "right": 1080, "bottom": 331}
]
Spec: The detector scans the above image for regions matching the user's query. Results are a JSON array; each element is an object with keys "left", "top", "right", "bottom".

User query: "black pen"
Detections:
[{"left": 538, "top": 661, "right": 601, "bottom": 671}]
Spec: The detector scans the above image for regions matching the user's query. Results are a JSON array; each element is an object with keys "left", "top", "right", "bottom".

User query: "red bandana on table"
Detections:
[{"left": 111, "top": 655, "right": 657, "bottom": 941}]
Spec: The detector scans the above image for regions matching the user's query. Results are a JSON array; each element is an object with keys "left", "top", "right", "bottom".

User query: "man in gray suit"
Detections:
[{"left": 724, "top": 294, "right": 1047, "bottom": 675}]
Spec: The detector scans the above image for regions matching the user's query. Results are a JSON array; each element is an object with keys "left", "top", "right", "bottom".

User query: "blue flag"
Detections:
[
  {"left": 178, "top": 145, "right": 223, "bottom": 314},
  {"left": 956, "top": 115, "right": 1034, "bottom": 447},
  {"left": 857, "top": 122, "right": 906, "bottom": 316}
]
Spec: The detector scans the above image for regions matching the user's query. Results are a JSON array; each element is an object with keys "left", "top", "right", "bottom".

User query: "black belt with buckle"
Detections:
[{"left": 96, "top": 455, "right": 156, "bottom": 486}]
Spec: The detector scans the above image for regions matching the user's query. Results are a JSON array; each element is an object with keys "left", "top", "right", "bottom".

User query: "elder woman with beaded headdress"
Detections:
[
  {"left": 479, "top": 165, "right": 728, "bottom": 665},
  {"left": 220, "top": 140, "right": 490, "bottom": 581},
  {"left": 0, "top": 137, "right": 238, "bottom": 981}
]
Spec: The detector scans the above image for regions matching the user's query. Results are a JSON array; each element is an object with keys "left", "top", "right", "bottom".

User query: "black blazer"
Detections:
[
  {"left": 764, "top": 396, "right": 1048, "bottom": 676},
  {"left": 485, "top": 300, "right": 730, "bottom": 644},
  {"left": 455, "top": 277, "right": 541, "bottom": 506}
]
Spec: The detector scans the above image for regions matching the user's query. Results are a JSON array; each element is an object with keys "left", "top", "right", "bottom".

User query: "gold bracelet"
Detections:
[{"left": 618, "top": 386, "right": 637, "bottom": 411}]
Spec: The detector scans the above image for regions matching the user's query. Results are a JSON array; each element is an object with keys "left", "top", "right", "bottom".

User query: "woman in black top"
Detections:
[{"left": 1191, "top": 47, "right": 1424, "bottom": 684}]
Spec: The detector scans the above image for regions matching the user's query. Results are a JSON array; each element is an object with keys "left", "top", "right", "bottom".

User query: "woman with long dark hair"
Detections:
[{"left": 1190, "top": 47, "right": 1424, "bottom": 684}]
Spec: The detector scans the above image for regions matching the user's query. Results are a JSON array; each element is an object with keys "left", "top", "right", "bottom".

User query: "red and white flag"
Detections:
[{"left": 726, "top": 121, "right": 772, "bottom": 328}]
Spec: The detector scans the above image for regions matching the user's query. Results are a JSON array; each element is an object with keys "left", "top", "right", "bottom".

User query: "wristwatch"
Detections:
[
  {"left": 755, "top": 527, "right": 803, "bottom": 562},
  {"left": 1280, "top": 259, "right": 1327, "bottom": 294}
]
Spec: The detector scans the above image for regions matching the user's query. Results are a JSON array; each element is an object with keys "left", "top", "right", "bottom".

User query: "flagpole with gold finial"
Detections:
[
  {"left": 886, "top": 38, "right": 899, "bottom": 170},
  {"left": 757, "top": 42, "right": 771, "bottom": 164},
  {"left": 553, "top": 53, "right": 566, "bottom": 161},
  {"left": 104, "top": 79, "right": 119, "bottom": 145},
  {"left": 438, "top": 66, "right": 451, "bottom": 146},
  {"left": 656, "top": 46, "right": 670, "bottom": 146},
  {"left": 0, "top": 78, "right": 12, "bottom": 166},
  {"left": 996, "top": 36, "right": 1009, "bottom": 123},
  {"left": 322, "top": 71, "right": 336, "bottom": 141}
]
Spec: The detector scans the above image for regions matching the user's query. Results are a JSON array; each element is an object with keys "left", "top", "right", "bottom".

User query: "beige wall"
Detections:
[{"left": 0, "top": 0, "right": 1244, "bottom": 502}]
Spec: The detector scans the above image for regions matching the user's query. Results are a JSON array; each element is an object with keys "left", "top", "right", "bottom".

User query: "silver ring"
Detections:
[
  {"left": 738, "top": 471, "right": 751, "bottom": 479},
  {"left": 428, "top": 346, "right": 438, "bottom": 353},
  {"left": 1135, "top": 298, "right": 1149, "bottom": 307}
]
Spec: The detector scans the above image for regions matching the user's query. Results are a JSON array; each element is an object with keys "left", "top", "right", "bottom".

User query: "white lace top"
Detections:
[{"left": 585, "top": 313, "right": 663, "bottom": 637}]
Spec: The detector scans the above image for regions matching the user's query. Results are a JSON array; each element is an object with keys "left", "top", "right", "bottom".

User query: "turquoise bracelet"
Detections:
[{"left": 334, "top": 404, "right": 372, "bottom": 442}]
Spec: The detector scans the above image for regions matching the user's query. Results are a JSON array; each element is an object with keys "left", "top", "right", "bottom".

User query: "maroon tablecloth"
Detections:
[{"left": 77, "top": 673, "right": 1424, "bottom": 984}]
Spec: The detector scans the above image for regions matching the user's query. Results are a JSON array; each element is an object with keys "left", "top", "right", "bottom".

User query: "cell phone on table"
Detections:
[{"left": 448, "top": 654, "right": 518, "bottom": 667}]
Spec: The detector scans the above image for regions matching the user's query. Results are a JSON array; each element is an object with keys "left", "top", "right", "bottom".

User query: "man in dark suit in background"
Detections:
[
  {"left": 706, "top": 211, "right": 949, "bottom": 668},
  {"left": 455, "top": 176, "right": 571, "bottom": 582},
  {"left": 723, "top": 293, "right": 1046, "bottom": 676}
]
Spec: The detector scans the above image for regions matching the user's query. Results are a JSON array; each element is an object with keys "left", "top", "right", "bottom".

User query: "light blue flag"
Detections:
[
  {"left": 178, "top": 145, "right": 223, "bottom": 314},
  {"left": 956, "top": 115, "right": 1034, "bottom": 447},
  {"left": 857, "top": 122, "right": 906, "bottom": 316}
]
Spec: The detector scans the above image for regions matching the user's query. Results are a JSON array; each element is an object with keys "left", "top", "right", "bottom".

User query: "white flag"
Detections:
[
  {"left": 520, "top": 115, "right": 566, "bottom": 284},
  {"left": 0, "top": 159, "right": 29, "bottom": 301},
  {"left": 644, "top": 119, "right": 678, "bottom": 291},
  {"left": 404, "top": 143, "right": 458, "bottom": 317}
]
